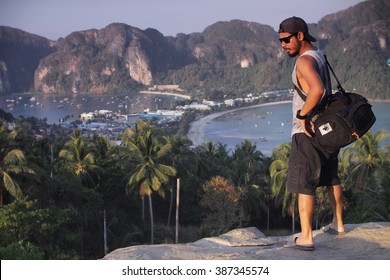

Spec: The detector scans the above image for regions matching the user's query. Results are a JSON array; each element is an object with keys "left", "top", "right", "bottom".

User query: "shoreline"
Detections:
[
  {"left": 139, "top": 90, "right": 191, "bottom": 100},
  {"left": 187, "top": 100, "right": 292, "bottom": 147}
]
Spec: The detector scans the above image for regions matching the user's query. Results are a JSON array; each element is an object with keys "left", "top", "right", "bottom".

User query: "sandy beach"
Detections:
[
  {"left": 139, "top": 90, "right": 191, "bottom": 100},
  {"left": 187, "top": 100, "right": 292, "bottom": 146}
]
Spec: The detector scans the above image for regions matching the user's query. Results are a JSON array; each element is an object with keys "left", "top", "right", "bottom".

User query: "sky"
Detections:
[{"left": 0, "top": 0, "right": 366, "bottom": 40}]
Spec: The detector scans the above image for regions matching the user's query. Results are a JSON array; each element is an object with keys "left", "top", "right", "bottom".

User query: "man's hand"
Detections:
[{"left": 300, "top": 119, "right": 315, "bottom": 137}]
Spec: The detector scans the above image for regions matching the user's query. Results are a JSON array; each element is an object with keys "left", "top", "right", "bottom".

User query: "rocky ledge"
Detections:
[{"left": 103, "top": 222, "right": 390, "bottom": 260}]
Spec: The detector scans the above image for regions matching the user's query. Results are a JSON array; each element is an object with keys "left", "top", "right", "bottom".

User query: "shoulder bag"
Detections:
[{"left": 297, "top": 55, "right": 376, "bottom": 155}]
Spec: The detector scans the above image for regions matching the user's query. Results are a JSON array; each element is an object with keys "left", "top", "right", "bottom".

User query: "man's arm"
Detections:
[{"left": 296, "top": 55, "right": 324, "bottom": 137}]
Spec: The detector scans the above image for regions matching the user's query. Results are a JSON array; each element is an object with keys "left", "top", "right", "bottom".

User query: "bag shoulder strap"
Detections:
[
  {"left": 324, "top": 55, "right": 345, "bottom": 94},
  {"left": 294, "top": 85, "right": 307, "bottom": 101},
  {"left": 295, "top": 54, "right": 346, "bottom": 102}
]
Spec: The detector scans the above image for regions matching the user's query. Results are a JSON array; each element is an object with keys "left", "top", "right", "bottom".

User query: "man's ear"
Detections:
[{"left": 297, "top": 31, "right": 305, "bottom": 41}]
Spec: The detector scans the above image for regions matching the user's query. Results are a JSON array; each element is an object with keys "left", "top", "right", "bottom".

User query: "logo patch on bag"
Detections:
[{"left": 319, "top": 123, "right": 333, "bottom": 136}]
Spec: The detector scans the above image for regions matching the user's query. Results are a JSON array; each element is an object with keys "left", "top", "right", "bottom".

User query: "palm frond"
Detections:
[{"left": 2, "top": 172, "right": 23, "bottom": 199}]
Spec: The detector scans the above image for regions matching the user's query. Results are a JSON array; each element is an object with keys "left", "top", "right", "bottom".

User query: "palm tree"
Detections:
[
  {"left": 194, "top": 141, "right": 231, "bottom": 180},
  {"left": 59, "top": 129, "right": 104, "bottom": 188},
  {"left": 213, "top": 142, "right": 231, "bottom": 176},
  {"left": 91, "top": 134, "right": 112, "bottom": 167},
  {"left": 231, "top": 140, "right": 266, "bottom": 226},
  {"left": 230, "top": 159, "right": 263, "bottom": 227},
  {"left": 233, "top": 140, "right": 263, "bottom": 167},
  {"left": 340, "top": 129, "right": 390, "bottom": 191},
  {"left": 340, "top": 129, "right": 390, "bottom": 222},
  {"left": 193, "top": 141, "right": 216, "bottom": 180},
  {"left": 122, "top": 126, "right": 176, "bottom": 244},
  {"left": 371, "top": 172, "right": 390, "bottom": 221},
  {"left": 162, "top": 134, "right": 195, "bottom": 226},
  {"left": 269, "top": 143, "right": 297, "bottom": 233},
  {"left": 261, "top": 156, "right": 274, "bottom": 232},
  {"left": 0, "top": 119, "right": 35, "bottom": 206}
]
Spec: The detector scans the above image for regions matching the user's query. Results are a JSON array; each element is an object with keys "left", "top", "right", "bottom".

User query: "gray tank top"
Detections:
[{"left": 291, "top": 49, "right": 332, "bottom": 136}]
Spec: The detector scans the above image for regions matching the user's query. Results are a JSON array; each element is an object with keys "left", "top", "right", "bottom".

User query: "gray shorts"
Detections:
[{"left": 287, "top": 133, "right": 340, "bottom": 195}]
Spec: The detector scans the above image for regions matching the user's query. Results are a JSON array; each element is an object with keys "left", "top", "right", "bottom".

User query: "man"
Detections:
[{"left": 279, "top": 16, "right": 345, "bottom": 251}]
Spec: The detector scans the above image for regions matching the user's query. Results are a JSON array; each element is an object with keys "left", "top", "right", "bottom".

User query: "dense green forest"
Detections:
[{"left": 0, "top": 112, "right": 389, "bottom": 260}]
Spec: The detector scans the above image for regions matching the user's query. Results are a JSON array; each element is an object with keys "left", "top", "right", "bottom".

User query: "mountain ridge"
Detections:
[{"left": 0, "top": 0, "right": 389, "bottom": 99}]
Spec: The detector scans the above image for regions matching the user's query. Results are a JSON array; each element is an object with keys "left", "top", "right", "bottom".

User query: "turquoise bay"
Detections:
[
  {"left": 1, "top": 93, "right": 389, "bottom": 156},
  {"left": 189, "top": 101, "right": 390, "bottom": 156}
]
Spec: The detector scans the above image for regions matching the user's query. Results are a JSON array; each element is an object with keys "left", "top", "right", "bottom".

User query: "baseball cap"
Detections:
[{"left": 278, "top": 16, "right": 317, "bottom": 42}]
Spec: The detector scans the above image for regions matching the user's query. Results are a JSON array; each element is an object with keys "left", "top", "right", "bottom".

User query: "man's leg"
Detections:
[
  {"left": 297, "top": 193, "right": 315, "bottom": 245},
  {"left": 327, "top": 184, "right": 345, "bottom": 232}
]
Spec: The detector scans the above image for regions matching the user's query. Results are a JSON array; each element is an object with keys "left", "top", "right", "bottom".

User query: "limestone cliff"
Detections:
[
  {"left": 34, "top": 24, "right": 182, "bottom": 94},
  {"left": 0, "top": 0, "right": 389, "bottom": 97},
  {"left": 0, "top": 26, "right": 55, "bottom": 94}
]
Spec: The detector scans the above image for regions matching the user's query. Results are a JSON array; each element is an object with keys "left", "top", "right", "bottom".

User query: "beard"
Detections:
[
  {"left": 284, "top": 48, "right": 298, "bottom": 57},
  {"left": 283, "top": 43, "right": 300, "bottom": 57}
]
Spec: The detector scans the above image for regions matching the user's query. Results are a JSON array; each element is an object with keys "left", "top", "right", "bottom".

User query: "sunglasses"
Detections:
[{"left": 279, "top": 33, "right": 298, "bottom": 44}]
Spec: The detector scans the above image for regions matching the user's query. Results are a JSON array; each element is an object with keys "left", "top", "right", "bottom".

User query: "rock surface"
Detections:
[{"left": 103, "top": 222, "right": 390, "bottom": 260}]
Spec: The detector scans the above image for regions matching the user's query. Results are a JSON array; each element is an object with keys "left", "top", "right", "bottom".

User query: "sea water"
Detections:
[
  {"left": 1, "top": 94, "right": 389, "bottom": 156},
  {"left": 199, "top": 101, "right": 390, "bottom": 155},
  {"left": 0, "top": 92, "right": 179, "bottom": 124}
]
